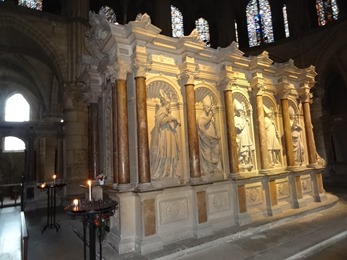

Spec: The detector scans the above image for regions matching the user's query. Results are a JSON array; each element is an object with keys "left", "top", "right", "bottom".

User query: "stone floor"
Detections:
[{"left": 1, "top": 184, "right": 347, "bottom": 260}]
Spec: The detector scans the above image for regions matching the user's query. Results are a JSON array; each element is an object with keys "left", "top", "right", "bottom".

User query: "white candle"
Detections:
[
  {"left": 73, "top": 199, "right": 78, "bottom": 208},
  {"left": 88, "top": 180, "right": 92, "bottom": 201}
]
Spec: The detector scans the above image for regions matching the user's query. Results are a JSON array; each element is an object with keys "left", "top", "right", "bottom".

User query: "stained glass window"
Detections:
[
  {"left": 99, "top": 6, "right": 118, "bottom": 24},
  {"left": 316, "top": 0, "right": 339, "bottom": 26},
  {"left": 235, "top": 20, "right": 239, "bottom": 47},
  {"left": 18, "top": 0, "right": 42, "bottom": 11},
  {"left": 283, "top": 5, "right": 290, "bottom": 38},
  {"left": 5, "top": 94, "right": 30, "bottom": 122},
  {"left": 246, "top": 0, "right": 274, "bottom": 47},
  {"left": 171, "top": 5, "right": 184, "bottom": 37},
  {"left": 195, "top": 18, "right": 210, "bottom": 47}
]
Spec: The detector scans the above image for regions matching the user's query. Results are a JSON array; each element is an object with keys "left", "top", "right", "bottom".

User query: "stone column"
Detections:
[
  {"left": 88, "top": 102, "right": 98, "bottom": 179},
  {"left": 116, "top": 78, "right": 130, "bottom": 187},
  {"left": 299, "top": 84, "right": 317, "bottom": 167},
  {"left": 222, "top": 82, "right": 239, "bottom": 175},
  {"left": 133, "top": 61, "right": 151, "bottom": 187},
  {"left": 280, "top": 97, "right": 295, "bottom": 167},
  {"left": 111, "top": 81, "right": 118, "bottom": 185},
  {"left": 110, "top": 61, "right": 131, "bottom": 189},
  {"left": 180, "top": 71, "right": 201, "bottom": 181},
  {"left": 253, "top": 84, "right": 270, "bottom": 170}
]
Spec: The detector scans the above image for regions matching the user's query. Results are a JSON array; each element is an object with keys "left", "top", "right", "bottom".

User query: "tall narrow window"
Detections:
[
  {"left": 99, "top": 6, "right": 118, "bottom": 24},
  {"left": 246, "top": 0, "right": 274, "bottom": 47},
  {"left": 18, "top": 0, "right": 42, "bottom": 11},
  {"left": 235, "top": 20, "right": 239, "bottom": 47},
  {"left": 171, "top": 5, "right": 184, "bottom": 37},
  {"left": 5, "top": 94, "right": 30, "bottom": 122},
  {"left": 195, "top": 18, "right": 210, "bottom": 47},
  {"left": 316, "top": 0, "right": 339, "bottom": 26},
  {"left": 283, "top": 5, "right": 290, "bottom": 38}
]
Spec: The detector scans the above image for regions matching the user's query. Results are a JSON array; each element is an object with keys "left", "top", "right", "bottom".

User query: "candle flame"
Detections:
[
  {"left": 87, "top": 180, "right": 91, "bottom": 186},
  {"left": 73, "top": 199, "right": 78, "bottom": 207},
  {"left": 53, "top": 174, "right": 56, "bottom": 180}
]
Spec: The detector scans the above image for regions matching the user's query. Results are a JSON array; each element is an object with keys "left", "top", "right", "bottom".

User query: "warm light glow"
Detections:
[
  {"left": 87, "top": 180, "right": 91, "bottom": 186},
  {"left": 41, "top": 183, "right": 46, "bottom": 188},
  {"left": 53, "top": 175, "right": 56, "bottom": 180},
  {"left": 73, "top": 199, "right": 79, "bottom": 207}
]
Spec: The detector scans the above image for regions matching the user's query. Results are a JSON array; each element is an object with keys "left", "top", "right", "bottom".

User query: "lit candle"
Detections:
[
  {"left": 53, "top": 174, "right": 56, "bottom": 184},
  {"left": 88, "top": 180, "right": 92, "bottom": 201},
  {"left": 41, "top": 182, "right": 46, "bottom": 189},
  {"left": 73, "top": 199, "right": 78, "bottom": 209}
]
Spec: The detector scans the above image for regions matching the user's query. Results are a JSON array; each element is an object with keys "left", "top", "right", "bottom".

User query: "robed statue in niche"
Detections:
[
  {"left": 234, "top": 99, "right": 254, "bottom": 169},
  {"left": 264, "top": 105, "right": 281, "bottom": 166},
  {"left": 150, "top": 89, "right": 181, "bottom": 179},
  {"left": 289, "top": 106, "right": 305, "bottom": 165},
  {"left": 197, "top": 95, "right": 223, "bottom": 176}
]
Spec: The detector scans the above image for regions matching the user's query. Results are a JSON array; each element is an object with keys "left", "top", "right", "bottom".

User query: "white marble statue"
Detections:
[
  {"left": 234, "top": 99, "right": 254, "bottom": 168},
  {"left": 264, "top": 106, "right": 281, "bottom": 166},
  {"left": 197, "top": 95, "right": 222, "bottom": 175},
  {"left": 150, "top": 89, "right": 180, "bottom": 179},
  {"left": 289, "top": 107, "right": 305, "bottom": 165}
]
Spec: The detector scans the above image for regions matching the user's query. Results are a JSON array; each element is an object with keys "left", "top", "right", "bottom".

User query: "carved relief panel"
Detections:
[
  {"left": 263, "top": 96, "right": 282, "bottom": 167},
  {"left": 233, "top": 92, "right": 256, "bottom": 172},
  {"left": 195, "top": 87, "right": 224, "bottom": 178},
  {"left": 288, "top": 100, "right": 306, "bottom": 166},
  {"left": 147, "top": 80, "right": 184, "bottom": 181}
]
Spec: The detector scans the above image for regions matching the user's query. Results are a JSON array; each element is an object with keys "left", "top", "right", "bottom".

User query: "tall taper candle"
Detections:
[{"left": 88, "top": 180, "right": 92, "bottom": 201}]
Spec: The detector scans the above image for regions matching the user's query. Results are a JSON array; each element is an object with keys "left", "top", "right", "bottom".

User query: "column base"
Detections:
[
  {"left": 190, "top": 177, "right": 203, "bottom": 185},
  {"left": 235, "top": 212, "right": 252, "bottom": 226},
  {"left": 117, "top": 183, "right": 133, "bottom": 191},
  {"left": 137, "top": 182, "right": 153, "bottom": 191},
  {"left": 266, "top": 204, "right": 283, "bottom": 217},
  {"left": 135, "top": 235, "right": 163, "bottom": 254},
  {"left": 193, "top": 222, "right": 213, "bottom": 238},
  {"left": 291, "top": 198, "right": 308, "bottom": 209}
]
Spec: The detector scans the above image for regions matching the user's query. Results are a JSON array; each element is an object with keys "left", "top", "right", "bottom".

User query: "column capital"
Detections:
[
  {"left": 178, "top": 69, "right": 199, "bottom": 86},
  {"left": 299, "top": 82, "right": 312, "bottom": 103},
  {"left": 277, "top": 82, "right": 294, "bottom": 100},
  {"left": 219, "top": 77, "right": 237, "bottom": 92},
  {"left": 253, "top": 83, "right": 265, "bottom": 96},
  {"left": 107, "top": 59, "right": 131, "bottom": 81},
  {"left": 132, "top": 59, "right": 152, "bottom": 78}
]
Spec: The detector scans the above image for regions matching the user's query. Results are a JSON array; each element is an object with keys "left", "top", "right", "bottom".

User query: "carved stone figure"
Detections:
[
  {"left": 234, "top": 99, "right": 254, "bottom": 168},
  {"left": 150, "top": 89, "right": 180, "bottom": 179},
  {"left": 197, "top": 95, "right": 222, "bottom": 175},
  {"left": 264, "top": 106, "right": 281, "bottom": 166},
  {"left": 289, "top": 107, "right": 304, "bottom": 165}
]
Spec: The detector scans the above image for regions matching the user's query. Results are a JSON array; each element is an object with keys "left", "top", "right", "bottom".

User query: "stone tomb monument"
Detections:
[{"left": 79, "top": 12, "right": 327, "bottom": 254}]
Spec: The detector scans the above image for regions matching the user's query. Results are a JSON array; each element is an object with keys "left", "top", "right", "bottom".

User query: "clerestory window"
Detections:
[
  {"left": 18, "top": 0, "right": 42, "bottom": 11},
  {"left": 99, "top": 5, "right": 118, "bottom": 24},
  {"left": 246, "top": 0, "right": 274, "bottom": 47},
  {"left": 171, "top": 5, "right": 184, "bottom": 37},
  {"left": 195, "top": 17, "right": 210, "bottom": 47},
  {"left": 316, "top": 0, "right": 339, "bottom": 26}
]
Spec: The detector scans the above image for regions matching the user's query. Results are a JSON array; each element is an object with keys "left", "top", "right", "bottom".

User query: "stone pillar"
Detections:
[
  {"left": 222, "top": 82, "right": 239, "bottom": 175},
  {"left": 263, "top": 178, "right": 282, "bottom": 216},
  {"left": 111, "top": 81, "right": 118, "bottom": 185},
  {"left": 182, "top": 72, "right": 201, "bottom": 181},
  {"left": 116, "top": 78, "right": 130, "bottom": 187},
  {"left": 133, "top": 61, "right": 151, "bottom": 188},
  {"left": 300, "top": 84, "right": 317, "bottom": 167},
  {"left": 280, "top": 97, "right": 295, "bottom": 167},
  {"left": 254, "top": 84, "right": 270, "bottom": 170},
  {"left": 88, "top": 102, "right": 98, "bottom": 179}
]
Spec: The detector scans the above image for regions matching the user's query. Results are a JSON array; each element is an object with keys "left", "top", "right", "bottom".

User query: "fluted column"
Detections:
[
  {"left": 88, "top": 102, "right": 99, "bottom": 179},
  {"left": 180, "top": 70, "right": 201, "bottom": 180},
  {"left": 134, "top": 61, "right": 151, "bottom": 186},
  {"left": 254, "top": 84, "right": 270, "bottom": 170},
  {"left": 300, "top": 83, "right": 317, "bottom": 166},
  {"left": 222, "top": 81, "right": 239, "bottom": 175}
]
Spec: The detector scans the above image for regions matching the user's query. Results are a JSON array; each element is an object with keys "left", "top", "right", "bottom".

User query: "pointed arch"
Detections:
[{"left": 5, "top": 93, "right": 30, "bottom": 122}]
